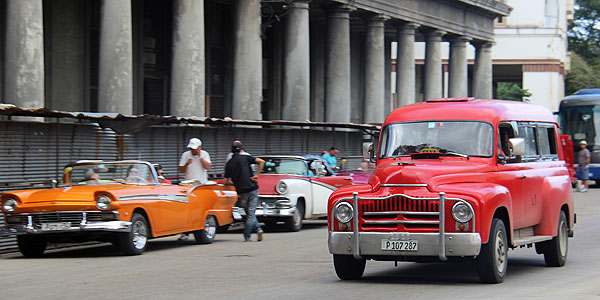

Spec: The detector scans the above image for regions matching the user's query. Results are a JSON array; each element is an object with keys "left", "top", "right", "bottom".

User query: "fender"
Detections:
[
  {"left": 436, "top": 182, "right": 512, "bottom": 244},
  {"left": 536, "top": 174, "right": 574, "bottom": 236},
  {"left": 279, "top": 178, "right": 315, "bottom": 218}
]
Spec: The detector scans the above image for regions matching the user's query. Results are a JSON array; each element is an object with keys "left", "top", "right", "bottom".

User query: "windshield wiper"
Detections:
[{"left": 442, "top": 151, "right": 469, "bottom": 159}]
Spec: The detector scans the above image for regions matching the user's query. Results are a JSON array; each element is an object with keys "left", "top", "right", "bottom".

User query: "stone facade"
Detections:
[{"left": 0, "top": 0, "right": 509, "bottom": 123}]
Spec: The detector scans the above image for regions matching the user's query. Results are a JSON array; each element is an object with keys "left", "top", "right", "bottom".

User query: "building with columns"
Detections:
[
  {"left": 396, "top": 0, "right": 572, "bottom": 112},
  {"left": 1, "top": 0, "right": 510, "bottom": 125}
]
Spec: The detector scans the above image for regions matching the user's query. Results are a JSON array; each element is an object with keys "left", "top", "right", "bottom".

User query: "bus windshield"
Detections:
[{"left": 559, "top": 105, "right": 600, "bottom": 145}]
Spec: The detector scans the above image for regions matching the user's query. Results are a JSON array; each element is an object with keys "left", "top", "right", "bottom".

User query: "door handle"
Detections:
[{"left": 520, "top": 175, "right": 526, "bottom": 179}]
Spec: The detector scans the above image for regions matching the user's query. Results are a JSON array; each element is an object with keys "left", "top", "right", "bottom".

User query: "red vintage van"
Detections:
[{"left": 328, "top": 98, "right": 575, "bottom": 283}]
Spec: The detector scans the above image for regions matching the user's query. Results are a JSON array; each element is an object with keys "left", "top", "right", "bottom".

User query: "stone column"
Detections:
[
  {"left": 364, "top": 15, "right": 388, "bottom": 123},
  {"left": 448, "top": 36, "right": 471, "bottom": 98},
  {"left": 5, "top": 0, "right": 45, "bottom": 109},
  {"left": 98, "top": 0, "right": 133, "bottom": 114},
  {"left": 171, "top": 0, "right": 205, "bottom": 117},
  {"left": 472, "top": 41, "right": 494, "bottom": 99},
  {"left": 232, "top": 0, "right": 262, "bottom": 120},
  {"left": 395, "top": 22, "right": 419, "bottom": 107},
  {"left": 325, "top": 5, "right": 354, "bottom": 123},
  {"left": 423, "top": 29, "right": 445, "bottom": 100},
  {"left": 282, "top": 1, "right": 310, "bottom": 121}
]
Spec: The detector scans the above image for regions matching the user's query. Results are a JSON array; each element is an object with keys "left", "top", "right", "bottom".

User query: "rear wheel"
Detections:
[
  {"left": 17, "top": 235, "right": 47, "bottom": 258},
  {"left": 543, "top": 210, "right": 568, "bottom": 267},
  {"left": 118, "top": 213, "right": 149, "bottom": 255},
  {"left": 194, "top": 215, "right": 217, "bottom": 244},
  {"left": 477, "top": 218, "right": 508, "bottom": 283},
  {"left": 284, "top": 202, "right": 304, "bottom": 232},
  {"left": 333, "top": 254, "right": 366, "bottom": 280}
]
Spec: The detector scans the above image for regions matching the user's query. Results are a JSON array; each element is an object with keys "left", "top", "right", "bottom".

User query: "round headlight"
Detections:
[
  {"left": 3, "top": 198, "right": 18, "bottom": 212},
  {"left": 452, "top": 201, "right": 473, "bottom": 223},
  {"left": 276, "top": 181, "right": 288, "bottom": 194},
  {"left": 96, "top": 195, "right": 111, "bottom": 210},
  {"left": 334, "top": 202, "right": 354, "bottom": 223}
]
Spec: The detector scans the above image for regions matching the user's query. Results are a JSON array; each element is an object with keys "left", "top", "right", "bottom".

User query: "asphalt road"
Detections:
[{"left": 1, "top": 190, "right": 600, "bottom": 300}]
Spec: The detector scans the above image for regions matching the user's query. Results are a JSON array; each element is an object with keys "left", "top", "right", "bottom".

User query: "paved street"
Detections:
[{"left": 2, "top": 189, "right": 600, "bottom": 300}]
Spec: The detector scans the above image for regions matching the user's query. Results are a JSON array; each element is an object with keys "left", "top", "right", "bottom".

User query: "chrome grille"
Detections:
[
  {"left": 4, "top": 211, "right": 118, "bottom": 225},
  {"left": 236, "top": 196, "right": 289, "bottom": 208},
  {"left": 359, "top": 195, "right": 440, "bottom": 230}
]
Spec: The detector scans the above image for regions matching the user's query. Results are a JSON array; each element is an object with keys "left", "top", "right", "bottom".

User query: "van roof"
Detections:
[{"left": 385, "top": 98, "right": 556, "bottom": 125}]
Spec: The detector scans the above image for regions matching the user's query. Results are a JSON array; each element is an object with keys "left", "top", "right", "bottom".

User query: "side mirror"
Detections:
[
  {"left": 509, "top": 138, "right": 525, "bottom": 156},
  {"left": 367, "top": 143, "right": 376, "bottom": 163}
]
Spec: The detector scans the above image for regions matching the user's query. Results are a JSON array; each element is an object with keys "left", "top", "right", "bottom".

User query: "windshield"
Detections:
[
  {"left": 65, "top": 162, "right": 156, "bottom": 185},
  {"left": 559, "top": 105, "right": 600, "bottom": 145},
  {"left": 259, "top": 158, "right": 310, "bottom": 176},
  {"left": 379, "top": 121, "right": 494, "bottom": 158}
]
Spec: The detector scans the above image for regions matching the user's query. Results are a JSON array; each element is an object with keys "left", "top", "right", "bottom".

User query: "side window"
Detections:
[
  {"left": 537, "top": 125, "right": 558, "bottom": 159},
  {"left": 517, "top": 124, "right": 539, "bottom": 160}
]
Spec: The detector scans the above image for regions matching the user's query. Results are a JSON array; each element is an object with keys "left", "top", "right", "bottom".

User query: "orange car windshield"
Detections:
[{"left": 65, "top": 162, "right": 156, "bottom": 185}]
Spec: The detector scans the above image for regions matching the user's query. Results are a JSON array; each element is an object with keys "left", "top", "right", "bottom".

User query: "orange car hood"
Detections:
[{"left": 7, "top": 184, "right": 170, "bottom": 204}]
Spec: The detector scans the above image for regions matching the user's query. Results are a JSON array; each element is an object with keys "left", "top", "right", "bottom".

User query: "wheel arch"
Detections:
[
  {"left": 297, "top": 197, "right": 306, "bottom": 219},
  {"left": 132, "top": 207, "right": 153, "bottom": 238},
  {"left": 493, "top": 207, "right": 511, "bottom": 246}
]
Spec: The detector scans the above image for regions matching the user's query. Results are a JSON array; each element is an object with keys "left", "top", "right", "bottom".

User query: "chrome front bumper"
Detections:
[
  {"left": 233, "top": 206, "right": 297, "bottom": 218},
  {"left": 0, "top": 221, "right": 132, "bottom": 236},
  {"left": 328, "top": 231, "right": 481, "bottom": 258}
]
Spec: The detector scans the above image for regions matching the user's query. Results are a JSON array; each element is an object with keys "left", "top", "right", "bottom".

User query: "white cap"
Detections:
[{"left": 187, "top": 138, "right": 202, "bottom": 149}]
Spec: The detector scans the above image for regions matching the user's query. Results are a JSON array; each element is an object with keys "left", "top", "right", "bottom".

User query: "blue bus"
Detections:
[{"left": 558, "top": 89, "right": 600, "bottom": 180}]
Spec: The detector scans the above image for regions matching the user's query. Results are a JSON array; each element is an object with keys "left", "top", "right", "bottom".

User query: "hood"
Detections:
[
  {"left": 373, "top": 158, "right": 492, "bottom": 186},
  {"left": 6, "top": 183, "right": 156, "bottom": 204},
  {"left": 257, "top": 174, "right": 306, "bottom": 195}
]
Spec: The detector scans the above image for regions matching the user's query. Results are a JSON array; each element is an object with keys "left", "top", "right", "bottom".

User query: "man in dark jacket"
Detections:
[{"left": 224, "top": 140, "right": 265, "bottom": 241}]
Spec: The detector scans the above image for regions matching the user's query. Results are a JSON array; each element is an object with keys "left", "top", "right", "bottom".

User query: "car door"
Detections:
[{"left": 148, "top": 184, "right": 190, "bottom": 234}]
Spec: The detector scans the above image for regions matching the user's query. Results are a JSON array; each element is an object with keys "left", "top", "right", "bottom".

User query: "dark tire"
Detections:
[
  {"left": 284, "top": 201, "right": 304, "bottom": 232},
  {"left": 263, "top": 220, "right": 278, "bottom": 229},
  {"left": 118, "top": 213, "right": 149, "bottom": 255},
  {"left": 477, "top": 218, "right": 508, "bottom": 283},
  {"left": 333, "top": 254, "right": 366, "bottom": 280},
  {"left": 17, "top": 235, "right": 47, "bottom": 258},
  {"left": 543, "top": 210, "right": 568, "bottom": 267},
  {"left": 194, "top": 215, "right": 217, "bottom": 244},
  {"left": 216, "top": 224, "right": 230, "bottom": 234}
]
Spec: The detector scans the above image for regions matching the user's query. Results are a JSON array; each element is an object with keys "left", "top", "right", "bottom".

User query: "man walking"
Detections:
[
  {"left": 578, "top": 140, "right": 591, "bottom": 192},
  {"left": 224, "top": 141, "right": 265, "bottom": 242}
]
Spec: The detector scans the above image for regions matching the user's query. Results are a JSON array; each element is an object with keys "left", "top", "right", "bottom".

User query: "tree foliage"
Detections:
[
  {"left": 496, "top": 82, "right": 531, "bottom": 102},
  {"left": 567, "top": 0, "right": 600, "bottom": 94}
]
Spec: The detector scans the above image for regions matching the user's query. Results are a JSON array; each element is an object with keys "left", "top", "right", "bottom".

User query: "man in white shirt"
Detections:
[
  {"left": 179, "top": 137, "right": 212, "bottom": 183},
  {"left": 178, "top": 138, "right": 212, "bottom": 241}
]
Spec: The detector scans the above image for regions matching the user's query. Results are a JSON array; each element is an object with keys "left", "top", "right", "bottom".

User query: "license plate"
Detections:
[
  {"left": 381, "top": 239, "right": 418, "bottom": 251},
  {"left": 41, "top": 222, "right": 71, "bottom": 231}
]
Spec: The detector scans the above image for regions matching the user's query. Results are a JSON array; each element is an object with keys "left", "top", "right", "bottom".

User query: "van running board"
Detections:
[{"left": 513, "top": 235, "right": 553, "bottom": 247}]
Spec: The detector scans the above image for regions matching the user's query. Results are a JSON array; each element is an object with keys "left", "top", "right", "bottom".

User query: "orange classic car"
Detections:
[{"left": 0, "top": 160, "right": 238, "bottom": 256}]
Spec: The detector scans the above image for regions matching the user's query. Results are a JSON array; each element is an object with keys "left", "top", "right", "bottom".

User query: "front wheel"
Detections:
[
  {"left": 543, "top": 210, "right": 568, "bottom": 267},
  {"left": 476, "top": 218, "right": 508, "bottom": 283},
  {"left": 118, "top": 213, "right": 149, "bottom": 255},
  {"left": 17, "top": 235, "right": 47, "bottom": 258},
  {"left": 284, "top": 202, "right": 304, "bottom": 232},
  {"left": 194, "top": 215, "right": 217, "bottom": 244},
  {"left": 333, "top": 254, "right": 366, "bottom": 280}
]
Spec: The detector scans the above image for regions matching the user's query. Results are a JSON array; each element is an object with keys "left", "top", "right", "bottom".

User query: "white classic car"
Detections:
[{"left": 233, "top": 155, "right": 358, "bottom": 231}]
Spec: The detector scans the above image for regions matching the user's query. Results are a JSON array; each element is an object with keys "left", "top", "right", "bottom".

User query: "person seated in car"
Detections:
[{"left": 81, "top": 169, "right": 100, "bottom": 184}]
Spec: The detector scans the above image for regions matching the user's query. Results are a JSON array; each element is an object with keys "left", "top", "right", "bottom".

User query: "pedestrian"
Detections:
[
  {"left": 321, "top": 146, "right": 340, "bottom": 172},
  {"left": 225, "top": 140, "right": 250, "bottom": 164},
  {"left": 179, "top": 138, "right": 212, "bottom": 183},
  {"left": 578, "top": 140, "right": 591, "bottom": 192},
  {"left": 224, "top": 140, "right": 265, "bottom": 242},
  {"left": 178, "top": 137, "right": 212, "bottom": 240}
]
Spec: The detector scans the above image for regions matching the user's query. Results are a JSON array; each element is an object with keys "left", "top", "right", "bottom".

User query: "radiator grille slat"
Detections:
[{"left": 359, "top": 195, "right": 440, "bottom": 230}]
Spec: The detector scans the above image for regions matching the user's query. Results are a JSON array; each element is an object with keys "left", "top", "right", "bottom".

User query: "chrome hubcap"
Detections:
[
  {"left": 132, "top": 220, "right": 148, "bottom": 250},
  {"left": 558, "top": 219, "right": 568, "bottom": 257},
  {"left": 494, "top": 230, "right": 507, "bottom": 274},
  {"left": 205, "top": 217, "right": 216, "bottom": 239}
]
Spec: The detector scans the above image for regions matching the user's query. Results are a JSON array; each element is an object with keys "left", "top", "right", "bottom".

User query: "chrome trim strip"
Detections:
[
  {"left": 438, "top": 192, "right": 447, "bottom": 261},
  {"left": 118, "top": 194, "right": 188, "bottom": 203},
  {"left": 380, "top": 184, "right": 428, "bottom": 187},
  {"left": 352, "top": 192, "right": 361, "bottom": 259}
]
